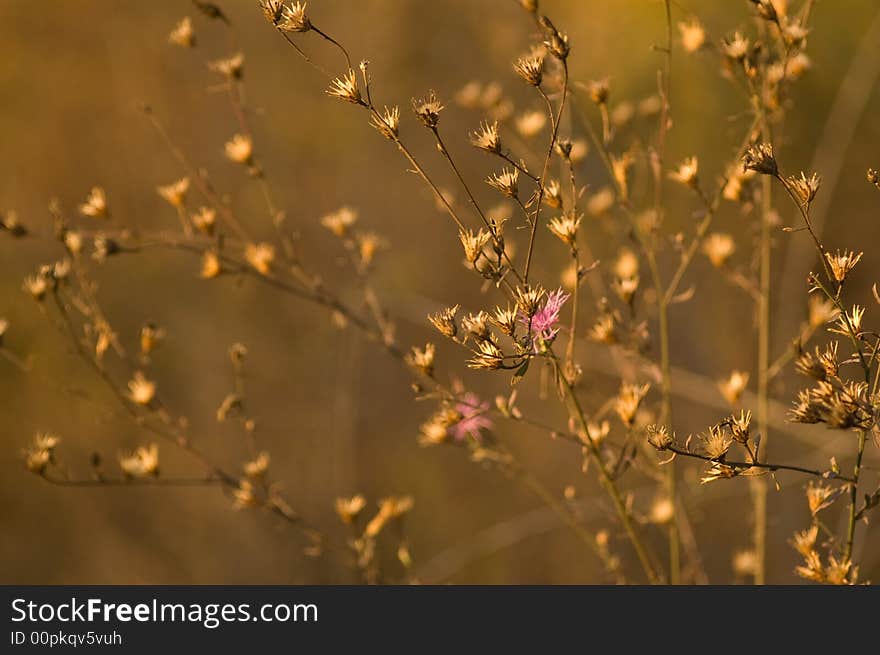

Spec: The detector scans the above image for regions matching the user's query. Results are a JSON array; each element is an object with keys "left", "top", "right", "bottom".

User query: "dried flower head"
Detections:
[
  {"left": 209, "top": 52, "right": 244, "bottom": 79},
  {"left": 678, "top": 19, "right": 706, "bottom": 53},
  {"left": 790, "top": 524, "right": 819, "bottom": 558},
  {"left": 278, "top": 1, "right": 311, "bottom": 32},
  {"left": 224, "top": 133, "right": 254, "bottom": 165},
  {"left": 22, "top": 273, "right": 50, "bottom": 301},
  {"left": 127, "top": 371, "right": 156, "bottom": 406},
  {"left": 786, "top": 171, "right": 821, "bottom": 207},
  {"left": 587, "top": 79, "right": 610, "bottom": 105},
  {"left": 733, "top": 550, "right": 758, "bottom": 577},
  {"left": 868, "top": 168, "right": 880, "bottom": 190},
  {"left": 646, "top": 424, "right": 673, "bottom": 451},
  {"left": 669, "top": 156, "right": 699, "bottom": 188},
  {"left": 157, "top": 177, "right": 190, "bottom": 208},
  {"left": 730, "top": 410, "right": 752, "bottom": 443},
  {"left": 612, "top": 275, "right": 640, "bottom": 305},
  {"left": 719, "top": 370, "right": 749, "bottom": 406},
  {"left": 169, "top": 16, "right": 196, "bottom": 47},
  {"left": 79, "top": 186, "right": 108, "bottom": 218},
  {"left": 428, "top": 305, "right": 459, "bottom": 339},
  {"left": 702, "top": 233, "right": 736, "bottom": 268},
  {"left": 23, "top": 432, "right": 61, "bottom": 475},
  {"left": 486, "top": 167, "right": 519, "bottom": 198},
  {"left": 328, "top": 69, "right": 362, "bottom": 105},
  {"left": 467, "top": 340, "right": 505, "bottom": 370},
  {"left": 245, "top": 242, "right": 276, "bottom": 276},
  {"left": 742, "top": 143, "right": 777, "bottom": 176},
  {"left": 260, "top": 0, "right": 286, "bottom": 25},
  {"left": 824, "top": 249, "right": 862, "bottom": 284},
  {"left": 63, "top": 230, "right": 83, "bottom": 256},
  {"left": 119, "top": 444, "right": 159, "bottom": 478},
  {"left": 514, "top": 51, "right": 545, "bottom": 87},
  {"left": 1, "top": 210, "right": 26, "bottom": 237},
  {"left": 703, "top": 425, "right": 732, "bottom": 460},
  {"left": 588, "top": 314, "right": 618, "bottom": 345},
  {"left": 543, "top": 179, "right": 563, "bottom": 209},
  {"left": 806, "top": 481, "right": 837, "bottom": 515},
  {"left": 411, "top": 90, "right": 443, "bottom": 128},
  {"left": 615, "top": 382, "right": 650, "bottom": 426},
  {"left": 459, "top": 228, "right": 492, "bottom": 264},
  {"left": 370, "top": 105, "right": 400, "bottom": 140},
  {"left": 470, "top": 120, "right": 501, "bottom": 153},
  {"left": 335, "top": 494, "right": 367, "bottom": 524},
  {"left": 587, "top": 186, "right": 615, "bottom": 216},
  {"left": 406, "top": 343, "right": 436, "bottom": 376},
  {"left": 547, "top": 214, "right": 581, "bottom": 248},
  {"left": 611, "top": 153, "right": 633, "bottom": 200}
]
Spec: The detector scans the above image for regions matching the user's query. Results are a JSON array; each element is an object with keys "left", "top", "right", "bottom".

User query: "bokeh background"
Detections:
[{"left": 2, "top": 0, "right": 879, "bottom": 584}]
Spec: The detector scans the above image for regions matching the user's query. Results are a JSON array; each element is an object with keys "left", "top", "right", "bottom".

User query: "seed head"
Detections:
[
  {"left": 702, "top": 425, "right": 733, "bottom": 460},
  {"left": 824, "top": 249, "right": 862, "bottom": 284},
  {"left": 646, "top": 424, "right": 673, "bottom": 451},
  {"left": 201, "top": 250, "right": 222, "bottom": 279},
  {"left": 615, "top": 382, "right": 650, "bottom": 426},
  {"left": 467, "top": 340, "right": 505, "bottom": 370},
  {"left": 459, "top": 228, "right": 492, "bottom": 264},
  {"left": 278, "top": 1, "right": 311, "bottom": 32},
  {"left": 742, "top": 143, "right": 777, "bottom": 176},
  {"left": 786, "top": 171, "right": 821, "bottom": 207},
  {"left": 486, "top": 167, "right": 519, "bottom": 198},
  {"left": 411, "top": 90, "right": 444, "bottom": 128},
  {"left": 428, "top": 305, "right": 460, "bottom": 339},
  {"left": 548, "top": 214, "right": 581, "bottom": 248},
  {"left": 470, "top": 120, "right": 501, "bottom": 153},
  {"left": 806, "top": 481, "right": 837, "bottom": 515},
  {"left": 328, "top": 69, "right": 362, "bottom": 105},
  {"left": 260, "top": 0, "right": 286, "bottom": 25},
  {"left": 587, "top": 79, "right": 610, "bottom": 106},
  {"left": 868, "top": 168, "right": 880, "bottom": 189},
  {"left": 514, "top": 51, "right": 545, "bottom": 87},
  {"left": 370, "top": 105, "right": 400, "bottom": 140}
]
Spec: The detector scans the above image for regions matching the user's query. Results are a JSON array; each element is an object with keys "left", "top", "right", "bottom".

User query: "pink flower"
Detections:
[
  {"left": 451, "top": 393, "right": 494, "bottom": 442},
  {"left": 521, "top": 287, "right": 569, "bottom": 347}
]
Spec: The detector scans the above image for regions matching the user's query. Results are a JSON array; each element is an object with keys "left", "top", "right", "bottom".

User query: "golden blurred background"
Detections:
[{"left": 2, "top": 0, "right": 879, "bottom": 584}]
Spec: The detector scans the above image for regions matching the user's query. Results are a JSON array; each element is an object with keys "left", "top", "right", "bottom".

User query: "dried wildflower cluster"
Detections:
[{"left": 4, "top": 0, "right": 879, "bottom": 586}]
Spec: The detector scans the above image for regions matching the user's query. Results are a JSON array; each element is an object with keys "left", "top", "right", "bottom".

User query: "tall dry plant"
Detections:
[{"left": 3, "top": 0, "right": 879, "bottom": 584}]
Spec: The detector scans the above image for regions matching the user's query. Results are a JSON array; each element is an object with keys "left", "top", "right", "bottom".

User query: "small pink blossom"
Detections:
[
  {"left": 452, "top": 393, "right": 494, "bottom": 442},
  {"left": 521, "top": 287, "right": 569, "bottom": 347}
]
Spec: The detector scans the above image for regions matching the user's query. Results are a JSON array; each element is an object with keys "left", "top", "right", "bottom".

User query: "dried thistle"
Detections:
[
  {"left": 547, "top": 214, "right": 581, "bottom": 248},
  {"left": 411, "top": 90, "right": 444, "bottom": 128},
  {"left": 278, "top": 1, "right": 311, "bottom": 33},
  {"left": 406, "top": 343, "right": 436, "bottom": 376},
  {"left": 514, "top": 50, "right": 545, "bottom": 87},
  {"left": 786, "top": 171, "right": 821, "bottom": 207},
  {"left": 127, "top": 372, "right": 157, "bottom": 406},
  {"left": 486, "top": 167, "right": 519, "bottom": 199},
  {"left": 459, "top": 228, "right": 492, "bottom": 264},
  {"left": 208, "top": 52, "right": 244, "bottom": 80},
  {"left": 615, "top": 382, "right": 650, "bottom": 427},
  {"left": 718, "top": 370, "right": 749, "bottom": 406},
  {"left": 428, "top": 305, "right": 460, "bottom": 339},
  {"left": 669, "top": 156, "right": 699, "bottom": 188},
  {"left": 742, "top": 143, "right": 778, "bottom": 176},
  {"left": 646, "top": 424, "right": 673, "bottom": 451},
  {"left": 824, "top": 249, "right": 863, "bottom": 284},
  {"left": 370, "top": 106, "right": 400, "bottom": 140},
  {"left": 470, "top": 120, "right": 501, "bottom": 154},
  {"left": 335, "top": 495, "right": 367, "bottom": 524},
  {"left": 328, "top": 70, "right": 362, "bottom": 105}
]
